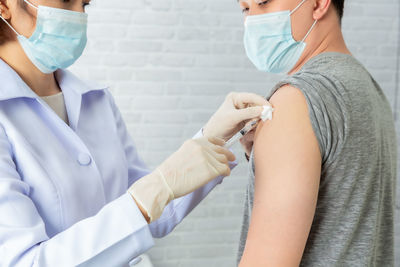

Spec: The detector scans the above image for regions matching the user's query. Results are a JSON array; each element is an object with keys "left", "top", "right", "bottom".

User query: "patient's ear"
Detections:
[
  {"left": 313, "top": 0, "right": 333, "bottom": 21},
  {"left": 0, "top": 1, "right": 12, "bottom": 20}
]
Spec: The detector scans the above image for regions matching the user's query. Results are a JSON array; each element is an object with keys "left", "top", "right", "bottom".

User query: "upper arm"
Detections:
[{"left": 239, "top": 85, "right": 322, "bottom": 267}]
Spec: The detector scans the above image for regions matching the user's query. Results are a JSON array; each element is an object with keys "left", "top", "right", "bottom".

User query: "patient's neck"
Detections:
[{"left": 289, "top": 16, "right": 351, "bottom": 75}]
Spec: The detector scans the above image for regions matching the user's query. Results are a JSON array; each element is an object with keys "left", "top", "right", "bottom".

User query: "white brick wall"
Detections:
[{"left": 70, "top": 0, "right": 400, "bottom": 266}]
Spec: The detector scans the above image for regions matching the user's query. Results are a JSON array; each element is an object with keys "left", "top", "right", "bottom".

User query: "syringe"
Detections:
[
  {"left": 224, "top": 119, "right": 260, "bottom": 148},
  {"left": 224, "top": 105, "right": 274, "bottom": 148}
]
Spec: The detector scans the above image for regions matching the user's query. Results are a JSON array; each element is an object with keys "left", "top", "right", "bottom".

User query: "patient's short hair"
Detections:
[{"left": 332, "top": 0, "right": 345, "bottom": 21}]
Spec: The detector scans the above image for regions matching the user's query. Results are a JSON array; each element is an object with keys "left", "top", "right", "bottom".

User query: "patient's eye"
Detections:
[
  {"left": 241, "top": 0, "right": 272, "bottom": 14},
  {"left": 258, "top": 0, "right": 271, "bottom": 6},
  {"left": 239, "top": 2, "right": 250, "bottom": 14}
]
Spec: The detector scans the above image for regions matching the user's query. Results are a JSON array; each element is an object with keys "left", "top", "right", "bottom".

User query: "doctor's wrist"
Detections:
[
  {"left": 128, "top": 170, "right": 174, "bottom": 223},
  {"left": 129, "top": 194, "right": 151, "bottom": 223}
]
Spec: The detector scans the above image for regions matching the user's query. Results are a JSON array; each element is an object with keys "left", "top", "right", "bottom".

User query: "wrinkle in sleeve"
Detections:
[{"left": 0, "top": 124, "right": 155, "bottom": 267}]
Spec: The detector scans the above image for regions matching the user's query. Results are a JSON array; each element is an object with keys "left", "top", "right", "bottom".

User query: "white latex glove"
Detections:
[
  {"left": 128, "top": 136, "right": 235, "bottom": 223},
  {"left": 203, "top": 92, "right": 272, "bottom": 141}
]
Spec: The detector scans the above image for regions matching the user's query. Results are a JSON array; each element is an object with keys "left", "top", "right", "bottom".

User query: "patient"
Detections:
[{"left": 236, "top": 0, "right": 397, "bottom": 266}]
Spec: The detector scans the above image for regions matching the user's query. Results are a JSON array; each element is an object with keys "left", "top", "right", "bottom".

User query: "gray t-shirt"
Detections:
[{"left": 237, "top": 52, "right": 398, "bottom": 266}]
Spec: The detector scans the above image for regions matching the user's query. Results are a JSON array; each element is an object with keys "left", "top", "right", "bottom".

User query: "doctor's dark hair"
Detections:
[
  {"left": 331, "top": 0, "right": 345, "bottom": 21},
  {"left": 0, "top": 22, "right": 10, "bottom": 46}
]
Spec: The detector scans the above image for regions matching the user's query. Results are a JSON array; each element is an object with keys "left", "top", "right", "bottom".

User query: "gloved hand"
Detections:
[
  {"left": 128, "top": 136, "right": 235, "bottom": 223},
  {"left": 203, "top": 92, "right": 272, "bottom": 141}
]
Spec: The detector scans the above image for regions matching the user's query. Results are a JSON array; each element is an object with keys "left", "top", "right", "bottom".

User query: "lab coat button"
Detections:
[{"left": 77, "top": 153, "right": 91, "bottom": 166}]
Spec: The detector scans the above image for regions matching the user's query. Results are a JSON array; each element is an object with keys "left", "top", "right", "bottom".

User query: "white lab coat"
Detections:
[{"left": 0, "top": 59, "right": 237, "bottom": 267}]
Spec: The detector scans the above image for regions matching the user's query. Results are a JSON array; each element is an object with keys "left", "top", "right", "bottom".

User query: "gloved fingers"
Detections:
[
  {"left": 203, "top": 147, "right": 227, "bottom": 165},
  {"left": 230, "top": 92, "right": 271, "bottom": 109},
  {"left": 200, "top": 148, "right": 230, "bottom": 179},
  {"left": 206, "top": 136, "right": 226, "bottom": 147},
  {"left": 191, "top": 137, "right": 234, "bottom": 163},
  {"left": 210, "top": 144, "right": 236, "bottom": 162},
  {"left": 201, "top": 136, "right": 236, "bottom": 162},
  {"left": 206, "top": 147, "right": 229, "bottom": 165},
  {"left": 234, "top": 106, "right": 264, "bottom": 122},
  {"left": 215, "top": 160, "right": 231, "bottom": 177}
]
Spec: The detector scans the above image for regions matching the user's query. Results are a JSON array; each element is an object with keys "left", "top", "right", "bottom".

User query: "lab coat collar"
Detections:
[
  {"left": 54, "top": 69, "right": 108, "bottom": 131},
  {"left": 0, "top": 58, "right": 108, "bottom": 101},
  {"left": 0, "top": 58, "right": 108, "bottom": 131}
]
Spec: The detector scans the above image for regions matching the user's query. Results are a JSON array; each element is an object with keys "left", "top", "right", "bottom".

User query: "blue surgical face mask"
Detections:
[
  {"left": 243, "top": 0, "right": 317, "bottom": 74},
  {"left": 0, "top": 0, "right": 88, "bottom": 73}
]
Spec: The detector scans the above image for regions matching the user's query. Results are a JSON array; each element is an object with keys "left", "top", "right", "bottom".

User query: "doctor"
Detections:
[{"left": 0, "top": 0, "right": 271, "bottom": 266}]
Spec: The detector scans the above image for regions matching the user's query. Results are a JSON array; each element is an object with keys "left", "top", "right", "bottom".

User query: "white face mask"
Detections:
[
  {"left": 243, "top": 0, "right": 318, "bottom": 74},
  {"left": 0, "top": 0, "right": 88, "bottom": 73}
]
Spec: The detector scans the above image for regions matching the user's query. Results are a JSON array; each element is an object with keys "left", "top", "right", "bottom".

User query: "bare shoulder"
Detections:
[
  {"left": 239, "top": 84, "right": 322, "bottom": 267},
  {"left": 254, "top": 84, "right": 322, "bottom": 161}
]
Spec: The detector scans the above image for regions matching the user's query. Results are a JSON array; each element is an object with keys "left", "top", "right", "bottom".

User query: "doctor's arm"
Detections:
[
  {"left": 239, "top": 86, "right": 322, "bottom": 267},
  {"left": 0, "top": 124, "right": 155, "bottom": 267},
  {"left": 106, "top": 89, "right": 238, "bottom": 237}
]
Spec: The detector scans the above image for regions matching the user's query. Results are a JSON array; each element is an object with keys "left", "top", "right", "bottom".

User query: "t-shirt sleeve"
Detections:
[{"left": 266, "top": 74, "right": 348, "bottom": 168}]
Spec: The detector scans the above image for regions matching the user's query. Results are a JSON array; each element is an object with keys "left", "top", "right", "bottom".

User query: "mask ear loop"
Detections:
[
  {"left": 23, "top": 0, "right": 38, "bottom": 10},
  {"left": 290, "top": 0, "right": 308, "bottom": 15},
  {"left": 0, "top": 0, "right": 38, "bottom": 36},
  {"left": 288, "top": 0, "right": 318, "bottom": 43},
  {"left": 301, "top": 19, "right": 318, "bottom": 42}
]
